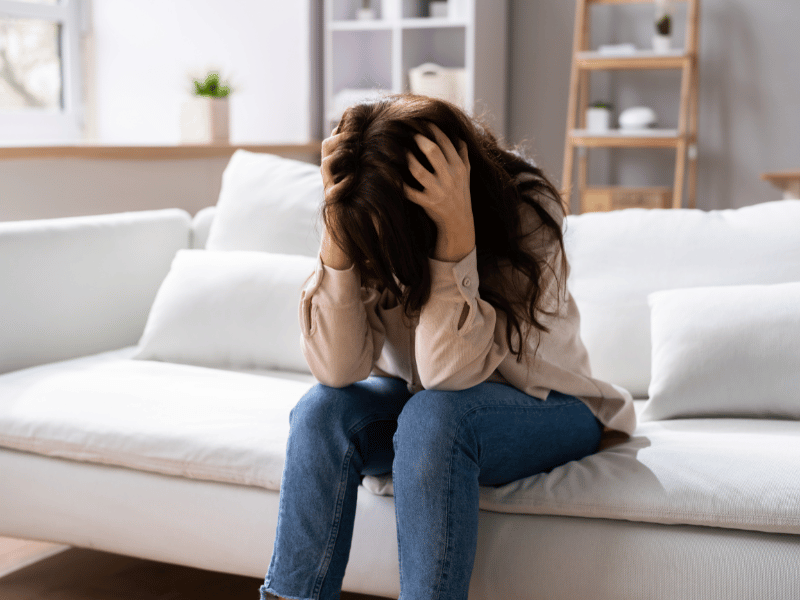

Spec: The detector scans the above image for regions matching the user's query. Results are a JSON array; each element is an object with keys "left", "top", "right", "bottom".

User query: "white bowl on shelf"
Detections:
[{"left": 618, "top": 106, "right": 658, "bottom": 130}]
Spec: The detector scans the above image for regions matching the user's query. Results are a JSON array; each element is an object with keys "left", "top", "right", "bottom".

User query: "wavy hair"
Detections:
[{"left": 322, "top": 93, "right": 568, "bottom": 363}]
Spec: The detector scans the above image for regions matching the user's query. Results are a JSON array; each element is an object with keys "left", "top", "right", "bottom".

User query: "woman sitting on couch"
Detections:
[{"left": 260, "top": 93, "right": 635, "bottom": 600}]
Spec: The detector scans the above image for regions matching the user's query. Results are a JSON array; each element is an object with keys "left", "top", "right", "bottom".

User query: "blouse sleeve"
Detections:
[
  {"left": 414, "top": 171, "right": 568, "bottom": 391},
  {"left": 414, "top": 246, "right": 510, "bottom": 390},
  {"left": 298, "top": 255, "right": 386, "bottom": 387}
]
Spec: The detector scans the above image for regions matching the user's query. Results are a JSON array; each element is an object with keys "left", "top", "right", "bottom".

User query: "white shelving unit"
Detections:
[{"left": 323, "top": 0, "right": 507, "bottom": 137}]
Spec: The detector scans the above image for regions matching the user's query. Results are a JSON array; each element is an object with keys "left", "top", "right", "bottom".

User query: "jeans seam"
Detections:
[
  {"left": 393, "top": 447, "right": 405, "bottom": 600},
  {"left": 432, "top": 397, "right": 594, "bottom": 598},
  {"left": 312, "top": 443, "right": 355, "bottom": 600},
  {"left": 312, "top": 413, "right": 401, "bottom": 599}
]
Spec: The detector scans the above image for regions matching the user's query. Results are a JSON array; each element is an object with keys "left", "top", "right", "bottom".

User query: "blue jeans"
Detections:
[{"left": 260, "top": 376, "right": 602, "bottom": 600}]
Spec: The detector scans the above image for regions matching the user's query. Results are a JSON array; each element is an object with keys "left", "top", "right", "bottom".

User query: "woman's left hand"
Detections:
[
  {"left": 405, "top": 124, "right": 476, "bottom": 262},
  {"left": 405, "top": 124, "right": 471, "bottom": 228}
]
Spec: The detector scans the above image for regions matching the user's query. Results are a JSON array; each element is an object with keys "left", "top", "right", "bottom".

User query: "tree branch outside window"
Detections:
[{"left": 0, "top": 0, "right": 85, "bottom": 143}]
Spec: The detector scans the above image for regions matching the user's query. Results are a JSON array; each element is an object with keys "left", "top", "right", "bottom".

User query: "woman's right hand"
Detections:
[
  {"left": 319, "top": 127, "right": 355, "bottom": 270},
  {"left": 320, "top": 127, "right": 355, "bottom": 203}
]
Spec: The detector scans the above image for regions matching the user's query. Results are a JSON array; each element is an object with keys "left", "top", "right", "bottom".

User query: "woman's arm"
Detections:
[
  {"left": 298, "top": 132, "right": 385, "bottom": 387},
  {"left": 415, "top": 246, "right": 510, "bottom": 390},
  {"left": 299, "top": 253, "right": 386, "bottom": 388},
  {"left": 320, "top": 212, "right": 353, "bottom": 271},
  {"left": 404, "top": 124, "right": 509, "bottom": 389}
]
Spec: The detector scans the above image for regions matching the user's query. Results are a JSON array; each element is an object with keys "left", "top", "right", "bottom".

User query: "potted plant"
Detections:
[
  {"left": 586, "top": 101, "right": 613, "bottom": 132},
  {"left": 180, "top": 71, "right": 233, "bottom": 145},
  {"left": 357, "top": 0, "right": 375, "bottom": 20},
  {"left": 653, "top": 0, "right": 672, "bottom": 53}
]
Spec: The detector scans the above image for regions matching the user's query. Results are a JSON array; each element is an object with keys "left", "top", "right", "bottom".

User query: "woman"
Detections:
[{"left": 260, "top": 93, "right": 635, "bottom": 600}]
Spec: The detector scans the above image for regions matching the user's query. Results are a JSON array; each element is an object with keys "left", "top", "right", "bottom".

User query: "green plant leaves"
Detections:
[
  {"left": 192, "top": 72, "right": 232, "bottom": 97},
  {"left": 656, "top": 15, "right": 671, "bottom": 36}
]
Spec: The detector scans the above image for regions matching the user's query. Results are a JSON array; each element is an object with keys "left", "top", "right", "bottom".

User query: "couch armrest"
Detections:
[{"left": 0, "top": 209, "right": 191, "bottom": 375}]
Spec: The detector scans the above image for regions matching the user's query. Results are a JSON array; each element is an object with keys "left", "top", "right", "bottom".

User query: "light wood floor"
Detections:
[{"left": 0, "top": 536, "right": 385, "bottom": 600}]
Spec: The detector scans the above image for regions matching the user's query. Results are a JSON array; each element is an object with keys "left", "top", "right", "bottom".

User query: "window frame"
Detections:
[{"left": 0, "top": 0, "right": 86, "bottom": 143}]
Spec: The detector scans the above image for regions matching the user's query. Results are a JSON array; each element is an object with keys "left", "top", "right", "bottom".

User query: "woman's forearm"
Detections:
[
  {"left": 320, "top": 222, "right": 354, "bottom": 271},
  {"left": 433, "top": 218, "right": 476, "bottom": 263}
]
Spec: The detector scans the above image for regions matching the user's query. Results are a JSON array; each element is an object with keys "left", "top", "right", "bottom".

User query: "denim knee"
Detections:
[
  {"left": 394, "top": 390, "right": 477, "bottom": 474},
  {"left": 289, "top": 383, "right": 354, "bottom": 437}
]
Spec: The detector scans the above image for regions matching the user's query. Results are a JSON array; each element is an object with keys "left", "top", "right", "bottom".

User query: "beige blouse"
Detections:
[{"left": 298, "top": 176, "right": 637, "bottom": 436}]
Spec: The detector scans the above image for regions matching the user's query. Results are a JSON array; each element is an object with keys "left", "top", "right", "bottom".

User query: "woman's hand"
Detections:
[
  {"left": 321, "top": 127, "right": 355, "bottom": 204},
  {"left": 405, "top": 124, "right": 476, "bottom": 262},
  {"left": 319, "top": 128, "right": 355, "bottom": 270}
]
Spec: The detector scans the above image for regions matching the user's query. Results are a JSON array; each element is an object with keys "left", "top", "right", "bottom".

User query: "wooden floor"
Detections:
[{"left": 0, "top": 536, "right": 385, "bottom": 600}]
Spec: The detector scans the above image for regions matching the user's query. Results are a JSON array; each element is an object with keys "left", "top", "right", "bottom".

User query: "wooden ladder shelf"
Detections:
[{"left": 561, "top": 0, "right": 701, "bottom": 213}]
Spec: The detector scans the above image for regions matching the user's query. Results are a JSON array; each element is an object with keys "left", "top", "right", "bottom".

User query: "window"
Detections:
[{"left": 0, "top": 0, "right": 86, "bottom": 143}]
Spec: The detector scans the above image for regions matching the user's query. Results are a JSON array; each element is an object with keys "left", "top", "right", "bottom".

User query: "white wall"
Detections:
[{"left": 90, "top": 0, "right": 312, "bottom": 144}]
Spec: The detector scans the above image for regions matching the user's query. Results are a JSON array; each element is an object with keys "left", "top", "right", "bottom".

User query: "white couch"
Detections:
[{"left": 2, "top": 153, "right": 800, "bottom": 599}]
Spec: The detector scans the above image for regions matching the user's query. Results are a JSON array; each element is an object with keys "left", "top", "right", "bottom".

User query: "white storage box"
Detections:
[{"left": 408, "top": 63, "right": 467, "bottom": 109}]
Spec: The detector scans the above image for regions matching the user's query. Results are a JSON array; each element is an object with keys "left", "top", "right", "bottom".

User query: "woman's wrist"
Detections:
[
  {"left": 320, "top": 225, "right": 354, "bottom": 271},
  {"left": 432, "top": 219, "right": 476, "bottom": 263}
]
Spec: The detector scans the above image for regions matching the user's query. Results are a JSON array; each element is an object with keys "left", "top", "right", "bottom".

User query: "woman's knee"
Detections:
[
  {"left": 394, "top": 389, "right": 474, "bottom": 454},
  {"left": 289, "top": 383, "right": 356, "bottom": 435},
  {"left": 290, "top": 377, "right": 409, "bottom": 436}
]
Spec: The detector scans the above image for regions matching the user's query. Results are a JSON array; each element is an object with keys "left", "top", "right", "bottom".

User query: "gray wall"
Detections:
[{"left": 507, "top": 0, "right": 800, "bottom": 211}]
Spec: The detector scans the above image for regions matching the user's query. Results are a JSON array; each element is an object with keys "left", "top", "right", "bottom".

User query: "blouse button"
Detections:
[{"left": 462, "top": 277, "right": 471, "bottom": 287}]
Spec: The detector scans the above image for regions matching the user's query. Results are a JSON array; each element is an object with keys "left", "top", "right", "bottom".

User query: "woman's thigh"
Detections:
[{"left": 397, "top": 383, "right": 603, "bottom": 487}]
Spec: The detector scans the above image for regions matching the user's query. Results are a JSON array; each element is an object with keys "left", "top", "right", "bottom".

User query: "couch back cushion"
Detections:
[
  {"left": 193, "top": 177, "right": 800, "bottom": 399},
  {"left": 190, "top": 205, "right": 216, "bottom": 249},
  {"left": 564, "top": 200, "right": 800, "bottom": 398},
  {"left": 0, "top": 209, "right": 191, "bottom": 375},
  {"left": 204, "top": 150, "right": 322, "bottom": 256}
]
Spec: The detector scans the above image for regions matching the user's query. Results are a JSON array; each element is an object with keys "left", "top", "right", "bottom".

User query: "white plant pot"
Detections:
[
  {"left": 357, "top": 7, "right": 376, "bottom": 20},
  {"left": 180, "top": 97, "right": 229, "bottom": 144},
  {"left": 586, "top": 108, "right": 612, "bottom": 132},
  {"left": 430, "top": 1, "right": 449, "bottom": 18},
  {"left": 652, "top": 34, "right": 671, "bottom": 54},
  {"left": 381, "top": 0, "right": 400, "bottom": 20}
]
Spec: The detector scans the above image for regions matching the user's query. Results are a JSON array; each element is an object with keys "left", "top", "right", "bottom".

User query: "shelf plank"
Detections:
[
  {"left": 400, "top": 18, "right": 468, "bottom": 29},
  {"left": 589, "top": 0, "right": 688, "bottom": 4},
  {"left": 576, "top": 50, "right": 688, "bottom": 70},
  {"left": 570, "top": 129, "right": 681, "bottom": 148},
  {"left": 0, "top": 142, "right": 322, "bottom": 161},
  {"left": 761, "top": 170, "right": 800, "bottom": 198},
  {"left": 330, "top": 18, "right": 467, "bottom": 31},
  {"left": 761, "top": 169, "right": 800, "bottom": 182},
  {"left": 329, "top": 20, "right": 394, "bottom": 31}
]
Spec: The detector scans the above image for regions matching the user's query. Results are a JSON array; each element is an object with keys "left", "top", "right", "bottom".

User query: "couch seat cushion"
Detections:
[
  {"left": 475, "top": 417, "right": 800, "bottom": 534},
  {"left": 0, "top": 348, "right": 315, "bottom": 490},
  {"left": 2, "top": 352, "right": 799, "bottom": 536}
]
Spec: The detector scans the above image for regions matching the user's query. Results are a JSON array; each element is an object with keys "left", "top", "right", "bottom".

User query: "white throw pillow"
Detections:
[
  {"left": 639, "top": 281, "right": 800, "bottom": 421},
  {"left": 564, "top": 200, "right": 800, "bottom": 398},
  {"left": 205, "top": 149, "right": 323, "bottom": 256},
  {"left": 133, "top": 249, "right": 315, "bottom": 373}
]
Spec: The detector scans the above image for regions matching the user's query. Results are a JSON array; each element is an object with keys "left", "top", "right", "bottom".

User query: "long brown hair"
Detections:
[{"left": 323, "top": 93, "right": 568, "bottom": 363}]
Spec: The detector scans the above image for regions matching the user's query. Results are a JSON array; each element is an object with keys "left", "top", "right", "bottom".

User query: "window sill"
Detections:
[{"left": 0, "top": 142, "right": 322, "bottom": 161}]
